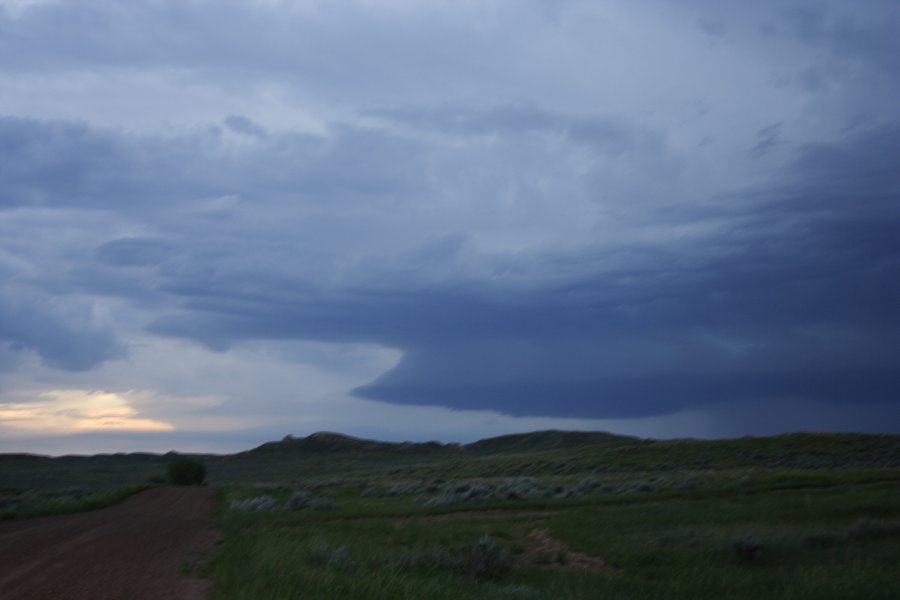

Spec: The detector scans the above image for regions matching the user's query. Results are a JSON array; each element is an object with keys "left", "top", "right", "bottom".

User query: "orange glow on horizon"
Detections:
[{"left": 0, "top": 390, "right": 175, "bottom": 434}]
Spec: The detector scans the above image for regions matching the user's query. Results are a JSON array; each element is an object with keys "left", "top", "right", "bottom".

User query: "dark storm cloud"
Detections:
[
  {"left": 0, "top": 116, "right": 218, "bottom": 209},
  {"left": 779, "top": 4, "right": 900, "bottom": 75},
  {"left": 1, "top": 117, "right": 897, "bottom": 418},
  {"left": 765, "top": 2, "right": 900, "bottom": 99},
  {"left": 750, "top": 122, "right": 783, "bottom": 158},
  {"left": 0, "top": 0, "right": 532, "bottom": 105},
  {"left": 224, "top": 115, "right": 267, "bottom": 139},
  {"left": 367, "top": 106, "right": 655, "bottom": 156},
  {"left": 355, "top": 126, "right": 900, "bottom": 416},
  {"left": 0, "top": 291, "right": 125, "bottom": 372},
  {"left": 6, "top": 112, "right": 889, "bottom": 417},
  {"left": 2, "top": 0, "right": 898, "bottom": 430},
  {"left": 0, "top": 116, "right": 426, "bottom": 210},
  {"left": 141, "top": 122, "right": 900, "bottom": 417},
  {"left": 697, "top": 18, "right": 725, "bottom": 38},
  {"left": 95, "top": 239, "right": 172, "bottom": 268}
]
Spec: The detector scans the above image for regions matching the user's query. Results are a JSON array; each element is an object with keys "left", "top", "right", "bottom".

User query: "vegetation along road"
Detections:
[{"left": 0, "top": 487, "right": 218, "bottom": 600}]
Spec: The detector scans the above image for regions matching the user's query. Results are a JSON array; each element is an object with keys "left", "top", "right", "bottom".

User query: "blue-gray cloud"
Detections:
[
  {"left": 0, "top": 291, "right": 125, "bottom": 372},
  {"left": 779, "top": 3, "right": 900, "bottom": 75},
  {"left": 95, "top": 239, "right": 173, "bottom": 268},
  {"left": 1, "top": 0, "right": 898, "bottom": 434},
  {"left": 1, "top": 110, "right": 897, "bottom": 416},
  {"left": 224, "top": 115, "right": 267, "bottom": 139},
  {"left": 366, "top": 105, "right": 660, "bottom": 156},
  {"left": 140, "top": 122, "right": 899, "bottom": 417}
]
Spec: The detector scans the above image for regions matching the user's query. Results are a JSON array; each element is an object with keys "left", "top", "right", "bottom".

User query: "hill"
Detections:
[
  {"left": 242, "top": 429, "right": 633, "bottom": 457},
  {"left": 3, "top": 430, "right": 900, "bottom": 489},
  {"left": 245, "top": 431, "right": 449, "bottom": 455},
  {"left": 463, "top": 429, "right": 637, "bottom": 454}
]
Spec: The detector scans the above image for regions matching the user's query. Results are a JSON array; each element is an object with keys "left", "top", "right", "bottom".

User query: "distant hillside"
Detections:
[
  {"left": 463, "top": 430, "right": 638, "bottom": 454},
  {"left": 245, "top": 431, "right": 449, "bottom": 455},
  {"left": 3, "top": 430, "right": 899, "bottom": 489},
  {"left": 244, "top": 429, "right": 636, "bottom": 457}
]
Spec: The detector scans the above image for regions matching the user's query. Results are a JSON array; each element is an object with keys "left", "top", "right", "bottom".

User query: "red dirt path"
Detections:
[{"left": 0, "top": 487, "right": 219, "bottom": 600}]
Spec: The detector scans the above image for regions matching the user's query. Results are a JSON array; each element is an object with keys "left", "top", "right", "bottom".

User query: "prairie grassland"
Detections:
[
  {"left": 3, "top": 432, "right": 899, "bottom": 597},
  {"left": 212, "top": 434, "right": 900, "bottom": 599},
  {"left": 0, "top": 483, "right": 150, "bottom": 519}
]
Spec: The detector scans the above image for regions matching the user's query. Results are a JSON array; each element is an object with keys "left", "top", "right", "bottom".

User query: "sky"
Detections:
[{"left": 1, "top": 0, "right": 898, "bottom": 454}]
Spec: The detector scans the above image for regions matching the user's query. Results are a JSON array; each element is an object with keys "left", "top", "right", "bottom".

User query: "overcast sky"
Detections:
[{"left": 1, "top": 0, "right": 898, "bottom": 454}]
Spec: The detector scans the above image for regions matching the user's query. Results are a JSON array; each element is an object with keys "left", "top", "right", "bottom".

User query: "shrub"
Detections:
[
  {"left": 307, "top": 539, "right": 355, "bottom": 571},
  {"left": 286, "top": 490, "right": 314, "bottom": 510},
  {"left": 802, "top": 533, "right": 837, "bottom": 548},
  {"left": 732, "top": 534, "right": 762, "bottom": 562},
  {"left": 167, "top": 457, "right": 206, "bottom": 486},
  {"left": 394, "top": 545, "right": 455, "bottom": 573},
  {"left": 229, "top": 495, "right": 280, "bottom": 512},
  {"left": 845, "top": 518, "right": 900, "bottom": 541},
  {"left": 286, "top": 490, "right": 336, "bottom": 511},
  {"left": 457, "top": 534, "right": 512, "bottom": 580},
  {"left": 484, "top": 584, "right": 546, "bottom": 599}
]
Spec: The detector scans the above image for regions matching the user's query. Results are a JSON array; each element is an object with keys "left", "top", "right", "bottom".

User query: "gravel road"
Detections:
[{"left": 0, "top": 487, "right": 218, "bottom": 600}]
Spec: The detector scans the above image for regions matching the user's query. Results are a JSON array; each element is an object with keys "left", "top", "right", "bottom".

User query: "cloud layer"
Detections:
[{"left": 1, "top": 0, "right": 898, "bottom": 448}]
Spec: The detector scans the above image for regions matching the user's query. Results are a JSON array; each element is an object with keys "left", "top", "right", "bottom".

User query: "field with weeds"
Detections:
[
  {"left": 0, "top": 451, "right": 174, "bottom": 519},
  {"left": 211, "top": 432, "right": 900, "bottom": 599},
  {"left": 3, "top": 430, "right": 899, "bottom": 598},
  {"left": 0, "top": 483, "right": 149, "bottom": 519}
]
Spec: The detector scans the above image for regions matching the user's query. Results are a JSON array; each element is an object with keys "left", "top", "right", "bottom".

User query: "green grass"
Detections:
[
  {"left": 3, "top": 431, "right": 898, "bottom": 488},
  {"left": 212, "top": 469, "right": 900, "bottom": 599},
  {"left": 0, "top": 483, "right": 150, "bottom": 520},
  {"left": 4, "top": 431, "right": 900, "bottom": 597}
]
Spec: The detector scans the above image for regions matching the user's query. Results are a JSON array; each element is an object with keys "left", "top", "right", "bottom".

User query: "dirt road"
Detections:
[{"left": 0, "top": 487, "right": 219, "bottom": 600}]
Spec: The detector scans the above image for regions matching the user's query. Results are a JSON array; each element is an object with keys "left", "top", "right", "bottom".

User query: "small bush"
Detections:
[
  {"left": 167, "top": 457, "right": 206, "bottom": 486},
  {"left": 458, "top": 534, "right": 512, "bottom": 580},
  {"left": 229, "top": 495, "right": 280, "bottom": 512},
  {"left": 845, "top": 518, "right": 900, "bottom": 541},
  {"left": 732, "top": 534, "right": 762, "bottom": 562},
  {"left": 394, "top": 545, "right": 455, "bottom": 573},
  {"left": 484, "top": 584, "right": 546, "bottom": 599},
  {"left": 286, "top": 490, "right": 314, "bottom": 510},
  {"left": 286, "top": 490, "right": 336, "bottom": 511},
  {"left": 306, "top": 539, "right": 355, "bottom": 571},
  {"left": 802, "top": 533, "right": 837, "bottom": 549},
  {"left": 802, "top": 519, "right": 900, "bottom": 549}
]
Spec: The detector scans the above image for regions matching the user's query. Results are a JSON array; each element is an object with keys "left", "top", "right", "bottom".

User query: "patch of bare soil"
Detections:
[
  {"left": 0, "top": 486, "right": 220, "bottom": 600},
  {"left": 518, "top": 528, "right": 618, "bottom": 573}
]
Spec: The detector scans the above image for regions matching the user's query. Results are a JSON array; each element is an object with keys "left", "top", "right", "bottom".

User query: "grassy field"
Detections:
[
  {"left": 215, "top": 481, "right": 900, "bottom": 599},
  {"left": 210, "top": 432, "right": 900, "bottom": 599},
  {"left": 0, "top": 482, "right": 149, "bottom": 520},
  {"left": 3, "top": 430, "right": 900, "bottom": 598}
]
